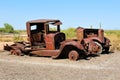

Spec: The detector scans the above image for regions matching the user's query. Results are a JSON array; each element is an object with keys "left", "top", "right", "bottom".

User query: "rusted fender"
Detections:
[{"left": 52, "top": 40, "right": 85, "bottom": 59}]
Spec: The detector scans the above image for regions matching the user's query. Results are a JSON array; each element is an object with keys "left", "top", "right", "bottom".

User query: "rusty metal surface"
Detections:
[
  {"left": 26, "top": 19, "right": 62, "bottom": 25},
  {"left": 30, "top": 50, "right": 60, "bottom": 57},
  {"left": 45, "top": 33, "right": 55, "bottom": 50},
  {"left": 52, "top": 40, "right": 86, "bottom": 59}
]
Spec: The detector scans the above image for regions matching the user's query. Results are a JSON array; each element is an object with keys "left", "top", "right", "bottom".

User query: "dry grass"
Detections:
[
  {"left": 0, "top": 34, "right": 27, "bottom": 42},
  {"left": 0, "top": 30, "right": 120, "bottom": 51},
  {"left": 105, "top": 30, "right": 120, "bottom": 51},
  {"left": 105, "top": 33, "right": 120, "bottom": 51}
]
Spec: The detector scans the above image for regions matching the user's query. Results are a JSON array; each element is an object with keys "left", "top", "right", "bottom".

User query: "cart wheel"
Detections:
[
  {"left": 10, "top": 49, "right": 23, "bottom": 56},
  {"left": 68, "top": 50, "right": 79, "bottom": 61}
]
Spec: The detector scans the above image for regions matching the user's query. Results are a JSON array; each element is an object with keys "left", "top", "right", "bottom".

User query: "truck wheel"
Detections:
[{"left": 68, "top": 50, "right": 79, "bottom": 61}]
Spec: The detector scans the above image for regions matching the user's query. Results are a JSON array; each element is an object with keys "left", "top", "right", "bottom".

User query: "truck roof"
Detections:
[{"left": 26, "top": 19, "right": 62, "bottom": 25}]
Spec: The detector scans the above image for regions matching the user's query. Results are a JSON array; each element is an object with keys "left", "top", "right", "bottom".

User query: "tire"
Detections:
[
  {"left": 104, "top": 47, "right": 110, "bottom": 53},
  {"left": 68, "top": 50, "right": 79, "bottom": 61}
]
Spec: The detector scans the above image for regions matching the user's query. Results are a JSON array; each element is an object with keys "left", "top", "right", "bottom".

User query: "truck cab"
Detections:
[{"left": 26, "top": 19, "right": 65, "bottom": 50}]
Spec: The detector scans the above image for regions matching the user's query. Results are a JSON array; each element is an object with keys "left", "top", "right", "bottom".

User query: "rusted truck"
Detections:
[{"left": 4, "top": 19, "right": 111, "bottom": 60}]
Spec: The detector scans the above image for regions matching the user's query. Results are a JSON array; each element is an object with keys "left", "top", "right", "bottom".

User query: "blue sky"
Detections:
[{"left": 0, "top": 0, "right": 120, "bottom": 30}]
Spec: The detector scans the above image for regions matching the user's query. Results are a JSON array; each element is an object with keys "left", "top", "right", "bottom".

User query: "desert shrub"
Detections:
[
  {"left": 4, "top": 23, "right": 14, "bottom": 33},
  {"left": 0, "top": 28, "right": 6, "bottom": 32},
  {"left": 0, "top": 23, "right": 20, "bottom": 34},
  {"left": 62, "top": 27, "right": 76, "bottom": 39}
]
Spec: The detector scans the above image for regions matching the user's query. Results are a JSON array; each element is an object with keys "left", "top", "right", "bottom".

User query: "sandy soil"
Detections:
[
  {"left": 0, "top": 50, "right": 120, "bottom": 80},
  {"left": 0, "top": 42, "right": 120, "bottom": 80}
]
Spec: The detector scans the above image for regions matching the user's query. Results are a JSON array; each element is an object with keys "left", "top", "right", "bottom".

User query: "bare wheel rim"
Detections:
[
  {"left": 94, "top": 42, "right": 103, "bottom": 55},
  {"left": 68, "top": 50, "right": 79, "bottom": 61},
  {"left": 88, "top": 41, "right": 103, "bottom": 55}
]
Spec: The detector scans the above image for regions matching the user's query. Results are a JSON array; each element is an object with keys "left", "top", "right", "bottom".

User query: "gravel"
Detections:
[{"left": 0, "top": 50, "right": 120, "bottom": 80}]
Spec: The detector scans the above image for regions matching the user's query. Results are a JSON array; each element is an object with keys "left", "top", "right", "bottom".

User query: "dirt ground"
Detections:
[{"left": 0, "top": 42, "right": 120, "bottom": 80}]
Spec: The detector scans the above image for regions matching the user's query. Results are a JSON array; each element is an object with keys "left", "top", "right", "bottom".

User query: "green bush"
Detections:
[
  {"left": 0, "top": 28, "right": 6, "bottom": 32},
  {"left": 0, "top": 23, "right": 19, "bottom": 34},
  {"left": 4, "top": 23, "right": 14, "bottom": 33}
]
